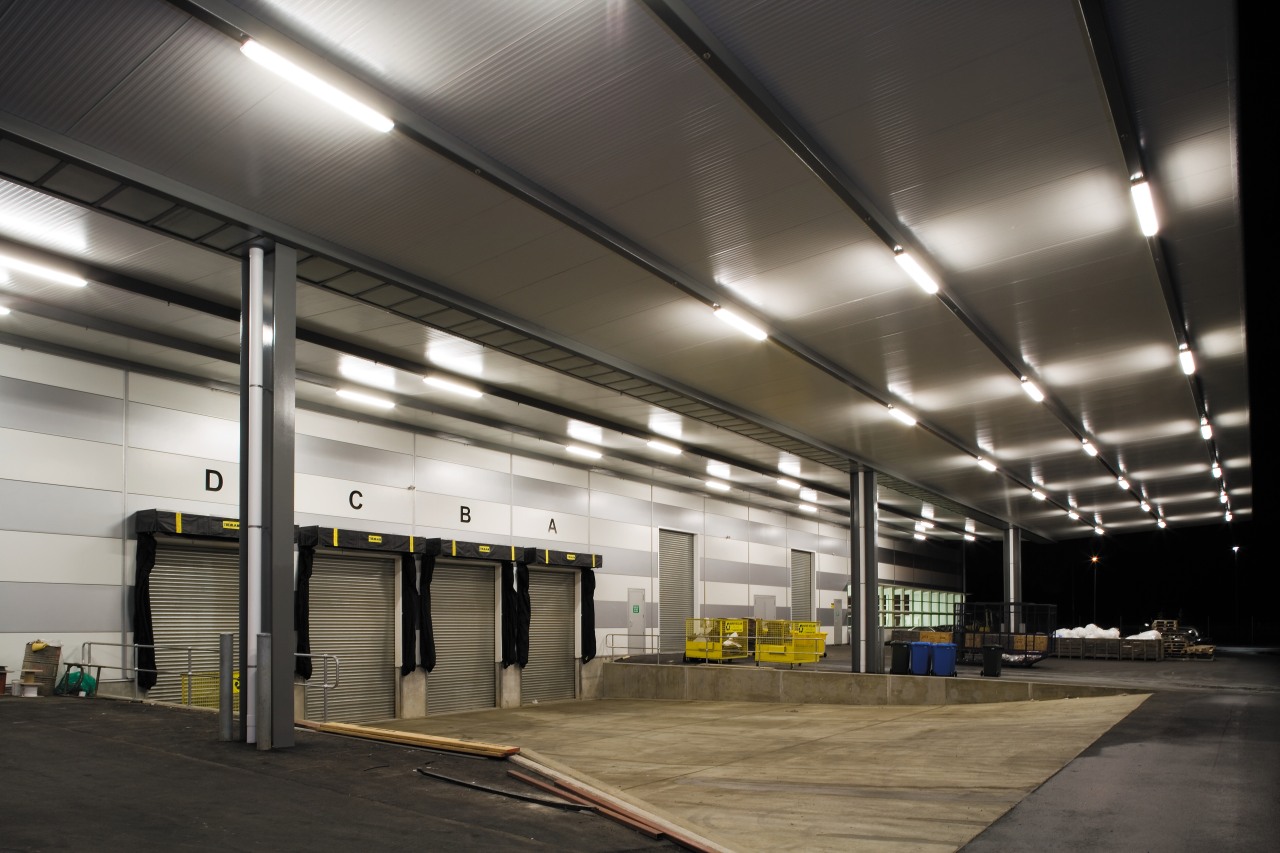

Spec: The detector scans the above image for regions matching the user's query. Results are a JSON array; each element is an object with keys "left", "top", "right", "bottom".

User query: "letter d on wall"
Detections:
[{"left": 205, "top": 469, "right": 224, "bottom": 492}]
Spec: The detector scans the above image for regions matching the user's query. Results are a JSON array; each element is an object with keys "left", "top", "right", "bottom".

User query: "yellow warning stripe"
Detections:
[
  {"left": 175, "top": 512, "right": 182, "bottom": 534},
  {"left": 510, "top": 545, "right": 517, "bottom": 561},
  {"left": 409, "top": 536, "right": 414, "bottom": 553},
  {"left": 451, "top": 540, "right": 457, "bottom": 557},
  {"left": 332, "top": 528, "right": 339, "bottom": 547}
]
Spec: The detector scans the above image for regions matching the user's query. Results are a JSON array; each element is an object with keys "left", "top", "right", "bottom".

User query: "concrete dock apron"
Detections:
[{"left": 379, "top": 694, "right": 1149, "bottom": 853}]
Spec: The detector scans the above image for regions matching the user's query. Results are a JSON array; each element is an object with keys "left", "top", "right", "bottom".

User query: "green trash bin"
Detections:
[{"left": 889, "top": 641, "right": 911, "bottom": 674}]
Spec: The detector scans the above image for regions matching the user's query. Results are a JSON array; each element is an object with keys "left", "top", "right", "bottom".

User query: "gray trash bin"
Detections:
[{"left": 981, "top": 644, "right": 1003, "bottom": 678}]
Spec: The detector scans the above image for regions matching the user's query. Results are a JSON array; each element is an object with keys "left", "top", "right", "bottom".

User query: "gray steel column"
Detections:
[
  {"left": 849, "top": 468, "right": 880, "bottom": 673},
  {"left": 239, "top": 243, "right": 296, "bottom": 748},
  {"left": 1003, "top": 527, "right": 1023, "bottom": 632}
]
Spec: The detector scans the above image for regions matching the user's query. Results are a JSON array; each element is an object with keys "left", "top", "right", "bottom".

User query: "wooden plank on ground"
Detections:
[{"left": 296, "top": 719, "right": 519, "bottom": 757}]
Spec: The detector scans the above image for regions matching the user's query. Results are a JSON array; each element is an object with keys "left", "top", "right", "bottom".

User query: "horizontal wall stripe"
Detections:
[
  {"left": 0, "top": 531, "right": 122, "bottom": 585},
  {"left": 749, "top": 521, "right": 787, "bottom": 547},
  {"left": 300, "top": 408, "right": 414, "bottom": 455},
  {"left": 512, "top": 474, "right": 589, "bottom": 515},
  {"left": 126, "top": 448, "right": 238, "bottom": 507},
  {"left": 588, "top": 472, "right": 650, "bottom": 501},
  {"left": 588, "top": 489, "right": 652, "bottom": 525},
  {"left": 416, "top": 434, "right": 510, "bottom": 473},
  {"left": 705, "top": 512, "right": 750, "bottom": 541},
  {"left": 818, "top": 536, "right": 850, "bottom": 557},
  {"left": 703, "top": 558, "right": 749, "bottom": 584},
  {"left": 788, "top": 530, "right": 819, "bottom": 551},
  {"left": 417, "top": 457, "right": 511, "bottom": 503},
  {"left": 128, "top": 373, "right": 238, "bottom": 421},
  {"left": 297, "top": 433, "right": 413, "bottom": 488},
  {"left": 653, "top": 503, "right": 703, "bottom": 532},
  {"left": 0, "top": 427, "right": 123, "bottom": 491},
  {"left": 0, "top": 343, "right": 124, "bottom": 398},
  {"left": 1, "top": 479, "right": 123, "bottom": 538},
  {"left": 594, "top": 600, "right": 630, "bottom": 629},
  {"left": 127, "top": 402, "right": 237, "bottom": 462},
  {"left": 512, "top": 456, "right": 587, "bottom": 488},
  {"left": 749, "top": 564, "right": 788, "bottom": 587},
  {"left": 589, "top": 545, "right": 651, "bottom": 577},
  {"left": 0, "top": 375, "right": 123, "bottom": 444},
  {"left": 588, "top": 518, "right": 650, "bottom": 553},
  {"left": 701, "top": 603, "right": 751, "bottom": 620},
  {"left": 294, "top": 511, "right": 413, "bottom": 537},
  {"left": 653, "top": 486, "right": 703, "bottom": 512},
  {"left": 0, "top": 582, "right": 122, "bottom": 633},
  {"left": 817, "top": 571, "right": 848, "bottom": 591}
]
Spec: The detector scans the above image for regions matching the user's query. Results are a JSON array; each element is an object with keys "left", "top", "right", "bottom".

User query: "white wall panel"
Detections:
[
  {"left": 818, "top": 552, "right": 849, "bottom": 575},
  {"left": 0, "top": 428, "right": 122, "bottom": 491},
  {"left": 704, "top": 536, "right": 749, "bottom": 562},
  {"left": 512, "top": 456, "right": 588, "bottom": 488},
  {"left": 513, "top": 505, "right": 587, "bottom": 542},
  {"left": 127, "top": 448, "right": 238, "bottom": 507},
  {"left": 588, "top": 517, "right": 650, "bottom": 552},
  {"left": 0, "top": 376, "right": 123, "bottom": 444},
  {"left": 127, "top": 402, "right": 237, "bottom": 461},
  {"left": 416, "top": 434, "right": 510, "bottom": 472},
  {"left": 593, "top": 571, "right": 647, "bottom": 603},
  {"left": 749, "top": 507, "right": 788, "bottom": 528},
  {"left": 417, "top": 458, "right": 511, "bottom": 502},
  {"left": 819, "top": 521, "right": 850, "bottom": 541},
  {"left": 0, "top": 344, "right": 124, "bottom": 397},
  {"left": 300, "top": 409, "right": 414, "bottom": 454},
  {"left": 416, "top": 492, "right": 511, "bottom": 537},
  {"left": 787, "top": 515, "right": 820, "bottom": 533},
  {"left": 749, "top": 542, "right": 787, "bottom": 566},
  {"left": 0, "top": 531, "right": 121, "bottom": 585},
  {"left": 653, "top": 485, "right": 703, "bottom": 511},
  {"left": 128, "top": 374, "right": 238, "bottom": 420},
  {"left": 589, "top": 472, "right": 651, "bottom": 501},
  {"left": 295, "top": 474, "right": 412, "bottom": 525},
  {"left": 703, "top": 580, "right": 748, "bottom": 607}
]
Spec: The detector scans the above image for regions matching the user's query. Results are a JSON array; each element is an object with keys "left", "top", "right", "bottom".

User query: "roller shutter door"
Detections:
[
  {"left": 523, "top": 569, "right": 576, "bottom": 704},
  {"left": 427, "top": 561, "right": 497, "bottom": 714},
  {"left": 659, "top": 529, "right": 695, "bottom": 655},
  {"left": 305, "top": 552, "right": 396, "bottom": 723},
  {"left": 149, "top": 543, "right": 238, "bottom": 707},
  {"left": 791, "top": 550, "right": 814, "bottom": 622}
]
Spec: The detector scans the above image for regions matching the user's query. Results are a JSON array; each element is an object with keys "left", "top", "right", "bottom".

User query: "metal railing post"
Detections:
[
  {"left": 322, "top": 655, "right": 329, "bottom": 723},
  {"left": 186, "top": 647, "right": 193, "bottom": 706},
  {"left": 255, "top": 633, "right": 271, "bottom": 751},
  {"left": 218, "top": 633, "right": 235, "bottom": 742}
]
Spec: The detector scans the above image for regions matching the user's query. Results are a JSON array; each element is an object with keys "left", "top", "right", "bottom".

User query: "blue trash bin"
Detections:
[
  {"left": 909, "top": 641, "right": 932, "bottom": 676},
  {"left": 932, "top": 642, "right": 957, "bottom": 677}
]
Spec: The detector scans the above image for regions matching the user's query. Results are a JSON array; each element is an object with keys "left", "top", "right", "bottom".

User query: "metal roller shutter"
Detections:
[
  {"left": 659, "top": 529, "right": 695, "bottom": 655},
  {"left": 305, "top": 552, "right": 396, "bottom": 724},
  {"left": 791, "top": 550, "right": 814, "bottom": 622},
  {"left": 523, "top": 569, "right": 576, "bottom": 704},
  {"left": 427, "top": 561, "right": 497, "bottom": 714},
  {"left": 149, "top": 542, "right": 239, "bottom": 708}
]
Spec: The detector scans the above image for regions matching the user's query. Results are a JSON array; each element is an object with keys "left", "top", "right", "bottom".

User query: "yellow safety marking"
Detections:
[
  {"left": 368, "top": 534, "right": 382, "bottom": 544},
  {"left": 592, "top": 554, "right": 597, "bottom": 568},
  {"left": 544, "top": 550, "right": 550, "bottom": 564},
  {"left": 510, "top": 546, "right": 517, "bottom": 560},
  {"left": 222, "top": 520, "right": 239, "bottom": 530},
  {"left": 566, "top": 553, "right": 576, "bottom": 561},
  {"left": 332, "top": 528, "right": 339, "bottom": 547},
  {"left": 175, "top": 512, "right": 182, "bottom": 534},
  {"left": 478, "top": 544, "right": 491, "bottom": 554},
  {"left": 409, "top": 536, "right": 414, "bottom": 552},
  {"left": 451, "top": 541, "right": 457, "bottom": 556}
]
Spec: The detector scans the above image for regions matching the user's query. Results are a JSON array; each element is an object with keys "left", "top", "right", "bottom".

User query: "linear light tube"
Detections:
[
  {"left": 566, "top": 445, "right": 602, "bottom": 460},
  {"left": 424, "top": 376, "right": 482, "bottom": 398},
  {"left": 1219, "top": 491, "right": 1228, "bottom": 504},
  {"left": 1140, "top": 501, "right": 1151, "bottom": 513},
  {"left": 0, "top": 305, "right": 9, "bottom": 316},
  {"left": 888, "top": 406, "right": 917, "bottom": 426},
  {"left": 1067, "top": 510, "right": 1080, "bottom": 521},
  {"left": 913, "top": 532, "right": 926, "bottom": 541},
  {"left": 976, "top": 457, "right": 997, "bottom": 472},
  {"left": 647, "top": 439, "right": 681, "bottom": 455},
  {"left": 776, "top": 478, "right": 800, "bottom": 490},
  {"left": 1130, "top": 179, "right": 1159, "bottom": 236},
  {"left": 706, "top": 480, "right": 730, "bottom": 492},
  {"left": 0, "top": 253, "right": 87, "bottom": 287},
  {"left": 1157, "top": 518, "right": 1167, "bottom": 529},
  {"left": 1211, "top": 463, "right": 1222, "bottom": 478},
  {"left": 894, "top": 251, "right": 939, "bottom": 294},
  {"left": 713, "top": 306, "right": 767, "bottom": 341},
  {"left": 1179, "top": 344, "right": 1196, "bottom": 375},
  {"left": 799, "top": 504, "right": 818, "bottom": 514},
  {"left": 1031, "top": 489, "right": 1046, "bottom": 501},
  {"left": 1224, "top": 510, "right": 1233, "bottom": 522},
  {"left": 1020, "top": 377, "right": 1045, "bottom": 402},
  {"left": 1094, "top": 526, "right": 1105, "bottom": 535},
  {"left": 1200, "top": 417, "right": 1213, "bottom": 440},
  {"left": 963, "top": 534, "right": 976, "bottom": 542},
  {"left": 1117, "top": 477, "right": 1130, "bottom": 490},
  {"left": 799, "top": 488, "right": 818, "bottom": 502},
  {"left": 1081, "top": 440, "right": 1098, "bottom": 457},
  {"left": 336, "top": 388, "right": 394, "bottom": 409},
  {"left": 241, "top": 40, "right": 394, "bottom": 132}
]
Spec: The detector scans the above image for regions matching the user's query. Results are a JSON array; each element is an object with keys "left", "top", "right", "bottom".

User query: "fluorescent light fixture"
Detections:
[
  {"left": 424, "top": 376, "right": 482, "bottom": 398},
  {"left": 1130, "top": 179, "right": 1159, "bottom": 236},
  {"left": 706, "top": 480, "right": 730, "bottom": 492},
  {"left": 339, "top": 355, "right": 395, "bottom": 390},
  {"left": 963, "top": 534, "right": 976, "bottom": 542},
  {"left": 707, "top": 460, "right": 731, "bottom": 479},
  {"left": 1067, "top": 510, "right": 1080, "bottom": 521},
  {"left": 240, "top": 39, "right": 394, "bottom": 132},
  {"left": 713, "top": 306, "right": 767, "bottom": 341},
  {"left": 1081, "top": 440, "right": 1098, "bottom": 457},
  {"left": 776, "top": 478, "right": 800, "bottom": 490},
  {"left": 1219, "top": 491, "right": 1228, "bottom": 504},
  {"left": 1140, "top": 501, "right": 1151, "bottom": 513},
  {"left": 1157, "top": 518, "right": 1167, "bottom": 529},
  {"left": 0, "top": 305, "right": 9, "bottom": 316},
  {"left": 1178, "top": 343, "right": 1196, "bottom": 375},
  {"left": 976, "top": 456, "right": 997, "bottom": 472},
  {"left": 1117, "top": 477, "right": 1130, "bottom": 490},
  {"left": 647, "top": 439, "right": 681, "bottom": 455},
  {"left": 0, "top": 253, "right": 87, "bottom": 287},
  {"left": 1094, "top": 526, "right": 1105, "bottom": 535},
  {"left": 799, "top": 487, "right": 818, "bottom": 502},
  {"left": 919, "top": 520, "right": 934, "bottom": 529},
  {"left": 913, "top": 532, "right": 926, "bottom": 541},
  {"left": 799, "top": 503, "right": 818, "bottom": 514},
  {"left": 893, "top": 251, "right": 939, "bottom": 294},
  {"left": 1211, "top": 463, "right": 1222, "bottom": 479},
  {"left": 888, "top": 405, "right": 917, "bottom": 427},
  {"left": 1020, "top": 377, "right": 1045, "bottom": 403},
  {"left": 1200, "top": 417, "right": 1213, "bottom": 440},
  {"left": 1031, "top": 489, "right": 1046, "bottom": 501},
  {"left": 566, "top": 444, "right": 602, "bottom": 460},
  {"left": 336, "top": 388, "right": 394, "bottom": 409},
  {"left": 914, "top": 522, "right": 928, "bottom": 533},
  {"left": 1224, "top": 510, "right": 1233, "bottom": 522},
  {"left": 567, "top": 420, "right": 603, "bottom": 445}
]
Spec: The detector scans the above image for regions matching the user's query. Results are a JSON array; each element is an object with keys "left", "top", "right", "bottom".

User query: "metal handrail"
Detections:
[
  {"left": 294, "top": 652, "right": 341, "bottom": 722},
  {"left": 82, "top": 640, "right": 222, "bottom": 705}
]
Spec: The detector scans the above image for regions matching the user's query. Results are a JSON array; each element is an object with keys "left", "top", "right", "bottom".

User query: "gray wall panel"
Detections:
[
  {"left": 512, "top": 475, "right": 589, "bottom": 515},
  {"left": 705, "top": 512, "right": 749, "bottom": 540},
  {"left": 0, "top": 479, "right": 123, "bottom": 537},
  {"left": 750, "top": 522, "right": 786, "bottom": 546},
  {"left": 591, "top": 545, "right": 651, "bottom": 577},
  {"left": 0, "top": 582, "right": 122, "bottom": 632},
  {"left": 817, "top": 570, "right": 848, "bottom": 591},
  {"left": 653, "top": 503, "right": 702, "bottom": 531},
  {"left": 701, "top": 603, "right": 750, "bottom": 619},
  {"left": 588, "top": 490, "right": 651, "bottom": 524},
  {"left": 703, "top": 558, "right": 749, "bottom": 584},
  {"left": 417, "top": 458, "right": 511, "bottom": 503},
  {"left": 788, "top": 530, "right": 818, "bottom": 551},
  {"left": 750, "top": 564, "right": 788, "bottom": 587},
  {"left": 819, "top": 536, "right": 849, "bottom": 557},
  {"left": 594, "top": 600, "right": 629, "bottom": 629},
  {"left": 296, "top": 433, "right": 412, "bottom": 487},
  {"left": 0, "top": 376, "right": 123, "bottom": 444}
]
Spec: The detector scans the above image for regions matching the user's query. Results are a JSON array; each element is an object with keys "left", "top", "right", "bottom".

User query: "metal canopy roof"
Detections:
[{"left": 0, "top": 0, "right": 1247, "bottom": 543}]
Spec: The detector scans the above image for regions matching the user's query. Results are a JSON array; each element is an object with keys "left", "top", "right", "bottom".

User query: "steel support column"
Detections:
[
  {"left": 1003, "top": 528, "right": 1023, "bottom": 632},
  {"left": 849, "top": 468, "right": 880, "bottom": 673},
  {"left": 239, "top": 243, "right": 296, "bottom": 748}
]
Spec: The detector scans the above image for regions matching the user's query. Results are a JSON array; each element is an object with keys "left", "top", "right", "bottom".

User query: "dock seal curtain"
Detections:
[
  {"left": 133, "top": 533, "right": 158, "bottom": 691},
  {"left": 294, "top": 543, "right": 314, "bottom": 679},
  {"left": 418, "top": 553, "right": 436, "bottom": 673},
  {"left": 516, "top": 560, "right": 531, "bottom": 667},
  {"left": 501, "top": 562, "right": 520, "bottom": 667},
  {"left": 581, "top": 568, "right": 597, "bottom": 663},
  {"left": 399, "top": 553, "right": 417, "bottom": 676}
]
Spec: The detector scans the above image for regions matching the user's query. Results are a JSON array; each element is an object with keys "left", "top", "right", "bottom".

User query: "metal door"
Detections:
[
  {"left": 522, "top": 568, "right": 576, "bottom": 704},
  {"left": 659, "top": 530, "right": 695, "bottom": 655},
  {"left": 790, "top": 550, "right": 814, "bottom": 621},
  {"left": 149, "top": 542, "right": 238, "bottom": 707},
  {"left": 427, "top": 560, "right": 497, "bottom": 714}
]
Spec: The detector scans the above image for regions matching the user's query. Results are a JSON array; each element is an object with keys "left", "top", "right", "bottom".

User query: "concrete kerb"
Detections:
[{"left": 601, "top": 661, "right": 1140, "bottom": 706}]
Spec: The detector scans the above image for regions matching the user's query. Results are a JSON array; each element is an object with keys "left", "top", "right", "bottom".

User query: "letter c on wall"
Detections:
[{"left": 349, "top": 490, "right": 363, "bottom": 510}]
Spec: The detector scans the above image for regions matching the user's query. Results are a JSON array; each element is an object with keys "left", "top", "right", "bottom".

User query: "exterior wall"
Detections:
[{"left": 1, "top": 343, "right": 965, "bottom": 678}]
